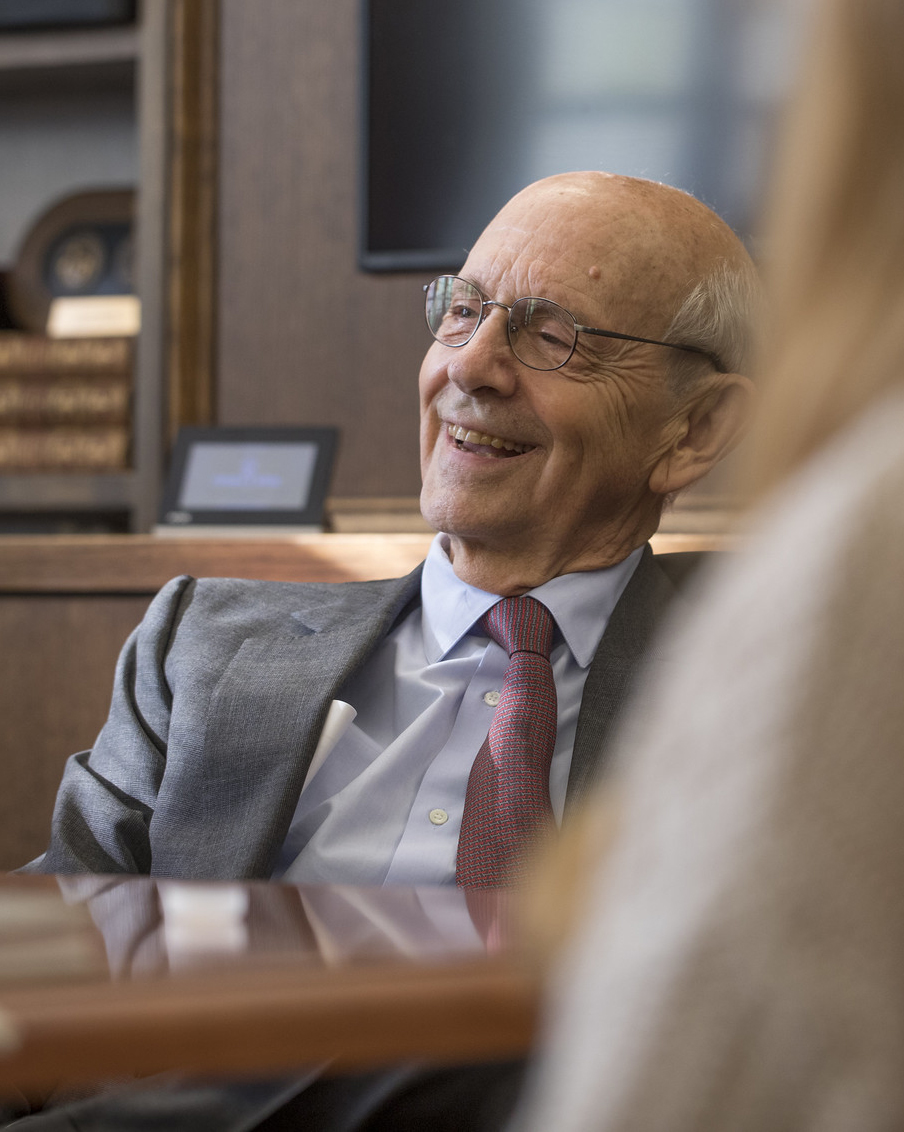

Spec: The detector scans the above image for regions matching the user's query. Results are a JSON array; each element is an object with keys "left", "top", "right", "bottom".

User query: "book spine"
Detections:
[
  {"left": 0, "top": 375, "right": 131, "bottom": 425},
  {"left": 0, "top": 335, "right": 133, "bottom": 373},
  {"left": 0, "top": 427, "right": 130, "bottom": 471}
]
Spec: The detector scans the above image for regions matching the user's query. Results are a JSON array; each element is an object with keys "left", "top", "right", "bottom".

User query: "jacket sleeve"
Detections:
[{"left": 20, "top": 575, "right": 196, "bottom": 876}]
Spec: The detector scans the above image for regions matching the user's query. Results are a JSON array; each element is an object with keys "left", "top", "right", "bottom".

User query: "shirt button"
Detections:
[
  {"left": 429, "top": 808, "right": 449, "bottom": 826},
  {"left": 483, "top": 690, "right": 501, "bottom": 706}
]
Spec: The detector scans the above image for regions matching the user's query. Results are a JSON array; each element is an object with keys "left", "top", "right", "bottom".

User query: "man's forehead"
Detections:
[
  {"left": 462, "top": 198, "right": 676, "bottom": 325},
  {"left": 462, "top": 173, "right": 741, "bottom": 328},
  {"left": 465, "top": 213, "right": 627, "bottom": 283}
]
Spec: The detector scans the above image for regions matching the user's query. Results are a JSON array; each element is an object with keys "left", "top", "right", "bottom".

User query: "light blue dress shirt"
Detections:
[{"left": 276, "top": 535, "right": 642, "bottom": 886}]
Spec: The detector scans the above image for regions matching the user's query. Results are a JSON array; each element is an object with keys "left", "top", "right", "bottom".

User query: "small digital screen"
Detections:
[{"left": 177, "top": 442, "right": 319, "bottom": 512}]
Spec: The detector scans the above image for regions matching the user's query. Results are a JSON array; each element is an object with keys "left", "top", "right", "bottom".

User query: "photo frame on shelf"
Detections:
[
  {"left": 157, "top": 425, "right": 340, "bottom": 535},
  {"left": 7, "top": 188, "right": 137, "bottom": 337}
]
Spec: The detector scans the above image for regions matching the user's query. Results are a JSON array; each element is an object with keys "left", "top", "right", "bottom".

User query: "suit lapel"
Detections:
[
  {"left": 566, "top": 547, "right": 678, "bottom": 812},
  {"left": 151, "top": 568, "right": 422, "bottom": 879}
]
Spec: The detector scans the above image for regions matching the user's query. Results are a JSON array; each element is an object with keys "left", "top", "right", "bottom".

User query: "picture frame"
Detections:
[
  {"left": 8, "top": 189, "right": 135, "bottom": 335},
  {"left": 157, "top": 425, "right": 339, "bottom": 533}
]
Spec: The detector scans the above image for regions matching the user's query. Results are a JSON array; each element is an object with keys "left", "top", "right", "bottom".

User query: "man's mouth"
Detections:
[{"left": 446, "top": 423, "right": 534, "bottom": 458}]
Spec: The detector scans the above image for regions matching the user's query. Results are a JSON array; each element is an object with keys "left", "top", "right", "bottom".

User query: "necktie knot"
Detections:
[{"left": 481, "top": 595, "right": 554, "bottom": 660}]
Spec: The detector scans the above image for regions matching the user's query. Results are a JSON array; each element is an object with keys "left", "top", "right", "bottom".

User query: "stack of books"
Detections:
[{"left": 0, "top": 333, "right": 132, "bottom": 471}]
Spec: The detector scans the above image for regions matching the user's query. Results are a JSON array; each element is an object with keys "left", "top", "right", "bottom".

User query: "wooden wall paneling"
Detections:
[
  {"left": 216, "top": 0, "right": 427, "bottom": 502},
  {"left": 132, "top": 1, "right": 171, "bottom": 532},
  {"left": 0, "top": 594, "right": 151, "bottom": 870},
  {"left": 166, "top": 0, "right": 220, "bottom": 440}
]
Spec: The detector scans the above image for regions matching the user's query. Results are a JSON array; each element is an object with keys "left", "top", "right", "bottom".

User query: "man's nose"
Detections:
[{"left": 445, "top": 306, "right": 519, "bottom": 396}]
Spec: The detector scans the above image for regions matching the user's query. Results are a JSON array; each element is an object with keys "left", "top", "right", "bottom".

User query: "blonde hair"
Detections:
[{"left": 748, "top": 0, "right": 904, "bottom": 497}]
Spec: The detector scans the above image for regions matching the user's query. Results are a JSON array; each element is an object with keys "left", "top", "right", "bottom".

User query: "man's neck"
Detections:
[{"left": 444, "top": 530, "right": 653, "bottom": 596}]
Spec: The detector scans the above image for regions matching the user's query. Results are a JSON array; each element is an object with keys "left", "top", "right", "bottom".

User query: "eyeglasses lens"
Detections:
[
  {"left": 509, "top": 298, "right": 576, "bottom": 370},
  {"left": 425, "top": 276, "right": 578, "bottom": 371},
  {"left": 425, "top": 277, "right": 482, "bottom": 345}
]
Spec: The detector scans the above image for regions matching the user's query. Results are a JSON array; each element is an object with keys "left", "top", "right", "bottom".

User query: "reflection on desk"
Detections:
[{"left": 0, "top": 875, "right": 539, "bottom": 1098}]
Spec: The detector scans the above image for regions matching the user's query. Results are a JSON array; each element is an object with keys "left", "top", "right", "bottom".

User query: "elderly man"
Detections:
[{"left": 14, "top": 171, "right": 756, "bottom": 1129}]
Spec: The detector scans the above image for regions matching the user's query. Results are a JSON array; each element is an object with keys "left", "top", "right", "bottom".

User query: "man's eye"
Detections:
[
  {"left": 525, "top": 321, "right": 570, "bottom": 349},
  {"left": 450, "top": 304, "right": 479, "bottom": 320}
]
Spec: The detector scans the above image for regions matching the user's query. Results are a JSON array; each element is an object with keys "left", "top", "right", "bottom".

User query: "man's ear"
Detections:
[{"left": 649, "top": 373, "right": 757, "bottom": 496}]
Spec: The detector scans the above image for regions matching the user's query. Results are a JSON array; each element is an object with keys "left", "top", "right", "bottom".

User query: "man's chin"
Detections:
[
  {"left": 420, "top": 491, "right": 483, "bottom": 541},
  {"left": 419, "top": 475, "right": 536, "bottom": 548},
  {"left": 420, "top": 510, "right": 519, "bottom": 552}
]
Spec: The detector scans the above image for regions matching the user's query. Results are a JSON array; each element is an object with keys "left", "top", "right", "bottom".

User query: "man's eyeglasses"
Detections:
[{"left": 423, "top": 275, "right": 721, "bottom": 373}]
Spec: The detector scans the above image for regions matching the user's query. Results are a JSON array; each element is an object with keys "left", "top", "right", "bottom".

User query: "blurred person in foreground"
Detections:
[{"left": 511, "top": 1, "right": 904, "bottom": 1129}]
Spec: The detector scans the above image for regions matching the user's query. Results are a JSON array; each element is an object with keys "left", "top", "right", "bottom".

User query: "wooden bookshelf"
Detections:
[
  {"left": 0, "top": 470, "right": 133, "bottom": 512},
  {"left": 0, "top": 24, "right": 138, "bottom": 72},
  {"left": 0, "top": 5, "right": 169, "bottom": 533}
]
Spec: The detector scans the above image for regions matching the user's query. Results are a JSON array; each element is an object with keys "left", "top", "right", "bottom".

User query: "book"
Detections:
[
  {"left": 0, "top": 426, "right": 130, "bottom": 470},
  {"left": 0, "top": 373, "right": 131, "bottom": 425},
  {"left": 0, "top": 333, "right": 132, "bottom": 373},
  {"left": 0, "top": 333, "right": 133, "bottom": 467}
]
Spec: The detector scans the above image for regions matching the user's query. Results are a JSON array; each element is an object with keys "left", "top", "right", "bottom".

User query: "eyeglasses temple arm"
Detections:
[{"left": 576, "top": 325, "right": 724, "bottom": 371}]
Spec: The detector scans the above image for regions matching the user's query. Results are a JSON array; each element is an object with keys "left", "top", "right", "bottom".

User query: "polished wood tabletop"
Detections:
[{"left": 0, "top": 874, "right": 540, "bottom": 1099}]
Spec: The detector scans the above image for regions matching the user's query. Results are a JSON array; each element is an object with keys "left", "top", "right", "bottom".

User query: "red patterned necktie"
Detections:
[{"left": 456, "top": 596, "right": 557, "bottom": 888}]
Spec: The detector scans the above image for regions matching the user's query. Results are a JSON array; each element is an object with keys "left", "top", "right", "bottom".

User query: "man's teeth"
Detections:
[{"left": 447, "top": 424, "right": 530, "bottom": 454}]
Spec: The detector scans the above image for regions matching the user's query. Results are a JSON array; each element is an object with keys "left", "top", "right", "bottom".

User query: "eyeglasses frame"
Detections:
[{"left": 423, "top": 276, "right": 724, "bottom": 373}]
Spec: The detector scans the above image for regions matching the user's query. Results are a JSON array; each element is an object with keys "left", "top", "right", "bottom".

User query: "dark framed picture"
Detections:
[{"left": 158, "top": 426, "right": 339, "bottom": 532}]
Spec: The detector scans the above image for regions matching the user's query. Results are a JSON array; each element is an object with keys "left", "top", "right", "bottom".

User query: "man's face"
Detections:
[{"left": 418, "top": 177, "right": 691, "bottom": 589}]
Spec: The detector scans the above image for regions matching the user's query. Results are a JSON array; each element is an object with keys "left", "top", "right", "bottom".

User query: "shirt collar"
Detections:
[{"left": 420, "top": 533, "right": 644, "bottom": 668}]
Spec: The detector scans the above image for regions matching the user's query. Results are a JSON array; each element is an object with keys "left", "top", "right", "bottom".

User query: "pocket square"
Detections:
[{"left": 302, "top": 699, "right": 358, "bottom": 789}]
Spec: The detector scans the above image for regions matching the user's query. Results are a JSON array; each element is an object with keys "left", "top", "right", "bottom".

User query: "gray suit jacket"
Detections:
[{"left": 28, "top": 545, "right": 681, "bottom": 880}]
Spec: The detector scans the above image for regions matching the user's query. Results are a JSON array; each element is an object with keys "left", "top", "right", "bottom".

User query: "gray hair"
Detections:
[{"left": 664, "top": 257, "right": 761, "bottom": 388}]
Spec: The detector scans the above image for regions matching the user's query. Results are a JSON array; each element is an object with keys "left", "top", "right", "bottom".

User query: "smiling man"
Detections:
[
  {"left": 17, "top": 172, "right": 757, "bottom": 1131},
  {"left": 419, "top": 173, "right": 755, "bottom": 598}
]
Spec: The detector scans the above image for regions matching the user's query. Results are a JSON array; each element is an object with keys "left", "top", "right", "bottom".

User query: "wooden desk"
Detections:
[{"left": 0, "top": 874, "right": 540, "bottom": 1097}]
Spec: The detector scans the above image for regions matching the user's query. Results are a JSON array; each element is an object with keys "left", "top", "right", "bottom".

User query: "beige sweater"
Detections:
[{"left": 516, "top": 389, "right": 904, "bottom": 1132}]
